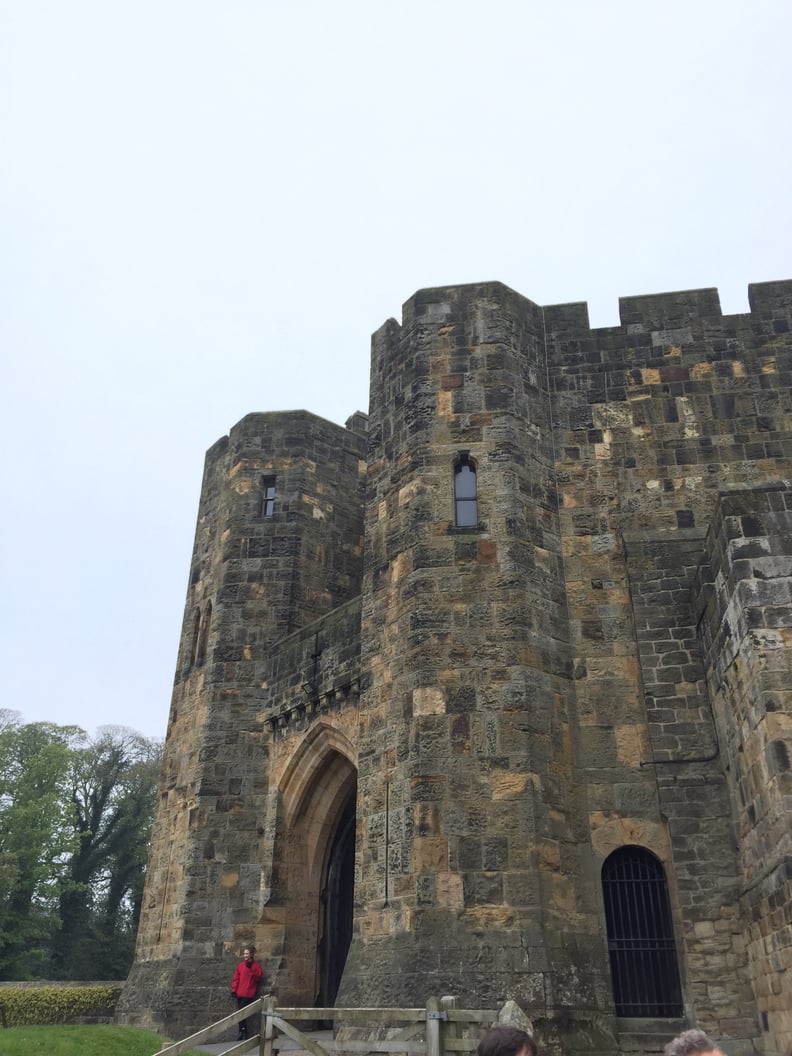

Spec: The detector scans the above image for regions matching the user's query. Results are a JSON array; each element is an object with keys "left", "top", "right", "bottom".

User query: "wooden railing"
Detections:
[{"left": 157, "top": 994, "right": 521, "bottom": 1056}]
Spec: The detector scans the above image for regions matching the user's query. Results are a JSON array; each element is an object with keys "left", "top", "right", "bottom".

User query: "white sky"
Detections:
[{"left": 1, "top": 1, "right": 790, "bottom": 740}]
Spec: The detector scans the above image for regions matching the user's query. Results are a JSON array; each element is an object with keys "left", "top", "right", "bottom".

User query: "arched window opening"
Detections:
[
  {"left": 454, "top": 455, "right": 478, "bottom": 527},
  {"left": 196, "top": 601, "right": 212, "bottom": 666},
  {"left": 602, "top": 847, "right": 683, "bottom": 1018}
]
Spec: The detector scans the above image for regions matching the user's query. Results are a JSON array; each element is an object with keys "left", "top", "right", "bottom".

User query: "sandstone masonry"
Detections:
[{"left": 118, "top": 281, "right": 792, "bottom": 1056}]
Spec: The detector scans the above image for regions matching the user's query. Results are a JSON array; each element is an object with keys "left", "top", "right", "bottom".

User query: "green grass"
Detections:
[{"left": 0, "top": 1024, "right": 207, "bottom": 1056}]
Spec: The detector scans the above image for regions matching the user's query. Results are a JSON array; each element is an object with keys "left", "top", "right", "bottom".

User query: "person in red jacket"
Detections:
[{"left": 231, "top": 946, "right": 264, "bottom": 1040}]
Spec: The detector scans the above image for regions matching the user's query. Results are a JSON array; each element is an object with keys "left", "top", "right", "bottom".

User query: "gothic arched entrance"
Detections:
[
  {"left": 317, "top": 787, "right": 355, "bottom": 1006},
  {"left": 278, "top": 724, "right": 357, "bottom": 1007}
]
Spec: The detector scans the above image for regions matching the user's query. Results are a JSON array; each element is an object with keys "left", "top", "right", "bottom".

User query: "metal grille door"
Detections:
[{"left": 602, "top": 847, "right": 683, "bottom": 1017}]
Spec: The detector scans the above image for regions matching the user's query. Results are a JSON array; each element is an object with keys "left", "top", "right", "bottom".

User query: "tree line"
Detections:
[{"left": 0, "top": 709, "right": 161, "bottom": 981}]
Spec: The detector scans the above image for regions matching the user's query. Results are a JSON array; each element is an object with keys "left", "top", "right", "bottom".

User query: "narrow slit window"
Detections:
[
  {"left": 454, "top": 457, "right": 477, "bottom": 527},
  {"left": 260, "top": 476, "right": 276, "bottom": 517},
  {"left": 196, "top": 601, "right": 212, "bottom": 666},
  {"left": 602, "top": 847, "right": 683, "bottom": 1018},
  {"left": 188, "top": 607, "right": 201, "bottom": 667}
]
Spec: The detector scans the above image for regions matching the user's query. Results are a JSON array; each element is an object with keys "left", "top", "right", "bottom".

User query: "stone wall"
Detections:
[
  {"left": 121, "top": 278, "right": 792, "bottom": 1055},
  {"left": 623, "top": 530, "right": 752, "bottom": 1037},
  {"left": 694, "top": 488, "right": 792, "bottom": 1045},
  {"left": 547, "top": 278, "right": 792, "bottom": 1053}
]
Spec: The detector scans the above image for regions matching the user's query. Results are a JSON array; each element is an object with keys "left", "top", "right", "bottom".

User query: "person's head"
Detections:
[
  {"left": 664, "top": 1030, "right": 724, "bottom": 1056},
  {"left": 477, "top": 1026, "right": 537, "bottom": 1056},
  {"left": 243, "top": 946, "right": 255, "bottom": 962}
]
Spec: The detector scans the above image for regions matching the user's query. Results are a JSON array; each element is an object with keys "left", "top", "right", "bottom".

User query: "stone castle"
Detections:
[{"left": 118, "top": 280, "right": 792, "bottom": 1054}]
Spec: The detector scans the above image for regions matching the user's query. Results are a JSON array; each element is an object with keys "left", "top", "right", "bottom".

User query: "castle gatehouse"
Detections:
[{"left": 118, "top": 280, "right": 792, "bottom": 1055}]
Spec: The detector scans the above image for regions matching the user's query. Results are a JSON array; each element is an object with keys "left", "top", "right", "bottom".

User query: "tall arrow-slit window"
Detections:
[
  {"left": 188, "top": 607, "right": 201, "bottom": 667},
  {"left": 196, "top": 601, "right": 212, "bottom": 666},
  {"left": 454, "top": 455, "right": 478, "bottom": 527}
]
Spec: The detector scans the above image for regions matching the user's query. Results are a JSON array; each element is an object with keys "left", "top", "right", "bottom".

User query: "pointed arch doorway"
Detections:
[
  {"left": 279, "top": 724, "right": 357, "bottom": 1007},
  {"left": 317, "top": 786, "right": 356, "bottom": 1006}
]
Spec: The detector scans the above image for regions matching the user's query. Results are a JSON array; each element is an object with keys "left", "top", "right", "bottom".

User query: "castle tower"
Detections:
[
  {"left": 339, "top": 283, "right": 612, "bottom": 1043},
  {"left": 118, "top": 410, "right": 367, "bottom": 1032}
]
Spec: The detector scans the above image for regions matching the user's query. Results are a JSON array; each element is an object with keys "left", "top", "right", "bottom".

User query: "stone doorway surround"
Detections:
[{"left": 276, "top": 722, "right": 358, "bottom": 1007}]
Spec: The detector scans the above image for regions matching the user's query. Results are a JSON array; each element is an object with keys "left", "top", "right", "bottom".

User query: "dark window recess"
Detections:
[
  {"left": 188, "top": 607, "right": 201, "bottom": 667},
  {"left": 259, "top": 476, "right": 276, "bottom": 517},
  {"left": 772, "top": 739, "right": 790, "bottom": 772},
  {"left": 602, "top": 847, "right": 683, "bottom": 1018},
  {"left": 454, "top": 458, "right": 477, "bottom": 527},
  {"left": 196, "top": 601, "right": 212, "bottom": 666}
]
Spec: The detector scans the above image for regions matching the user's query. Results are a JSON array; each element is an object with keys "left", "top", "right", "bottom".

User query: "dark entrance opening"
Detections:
[
  {"left": 602, "top": 846, "right": 683, "bottom": 1017},
  {"left": 317, "top": 790, "right": 356, "bottom": 1007}
]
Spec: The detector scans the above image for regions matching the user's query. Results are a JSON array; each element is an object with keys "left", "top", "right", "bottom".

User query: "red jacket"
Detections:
[{"left": 232, "top": 958, "right": 263, "bottom": 999}]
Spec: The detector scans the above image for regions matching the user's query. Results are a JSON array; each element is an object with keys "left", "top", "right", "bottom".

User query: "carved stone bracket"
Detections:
[{"left": 268, "top": 680, "right": 360, "bottom": 738}]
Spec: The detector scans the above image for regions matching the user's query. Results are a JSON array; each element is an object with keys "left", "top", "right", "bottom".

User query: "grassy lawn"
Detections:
[{"left": 0, "top": 1024, "right": 208, "bottom": 1055}]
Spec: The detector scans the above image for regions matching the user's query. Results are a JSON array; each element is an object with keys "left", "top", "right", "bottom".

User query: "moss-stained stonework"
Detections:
[{"left": 119, "top": 281, "right": 792, "bottom": 1055}]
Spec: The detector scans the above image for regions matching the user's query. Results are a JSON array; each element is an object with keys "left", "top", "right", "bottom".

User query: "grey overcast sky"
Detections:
[{"left": 1, "top": 1, "right": 790, "bottom": 739}]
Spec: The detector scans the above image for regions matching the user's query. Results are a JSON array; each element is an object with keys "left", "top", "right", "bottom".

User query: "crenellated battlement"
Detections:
[
  {"left": 380, "top": 277, "right": 792, "bottom": 391},
  {"left": 397, "top": 277, "right": 792, "bottom": 339}
]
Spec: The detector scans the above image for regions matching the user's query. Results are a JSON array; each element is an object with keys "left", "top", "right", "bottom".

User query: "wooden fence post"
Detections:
[
  {"left": 261, "top": 994, "right": 277, "bottom": 1056},
  {"left": 426, "top": 996, "right": 441, "bottom": 1056},
  {"left": 440, "top": 995, "right": 459, "bottom": 1056}
]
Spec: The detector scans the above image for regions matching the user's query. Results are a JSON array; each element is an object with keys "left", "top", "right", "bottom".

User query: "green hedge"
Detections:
[{"left": 0, "top": 984, "right": 122, "bottom": 1026}]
